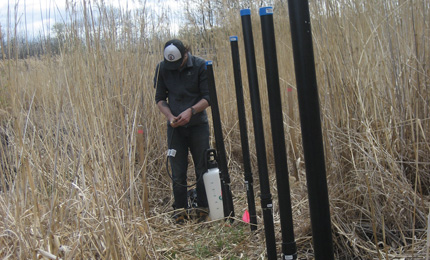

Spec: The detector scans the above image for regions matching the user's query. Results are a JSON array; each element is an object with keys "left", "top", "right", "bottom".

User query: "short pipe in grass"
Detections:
[{"left": 205, "top": 61, "right": 235, "bottom": 221}]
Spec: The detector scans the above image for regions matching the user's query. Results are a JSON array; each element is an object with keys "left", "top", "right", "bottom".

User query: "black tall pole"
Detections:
[
  {"left": 229, "top": 36, "right": 257, "bottom": 231},
  {"left": 205, "top": 61, "right": 235, "bottom": 221},
  {"left": 259, "top": 7, "right": 297, "bottom": 260},
  {"left": 240, "top": 9, "right": 277, "bottom": 260},
  {"left": 286, "top": 1, "right": 334, "bottom": 259}
]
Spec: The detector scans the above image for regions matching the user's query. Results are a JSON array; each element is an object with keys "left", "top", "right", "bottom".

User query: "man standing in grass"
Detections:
[{"left": 154, "top": 39, "right": 210, "bottom": 224}]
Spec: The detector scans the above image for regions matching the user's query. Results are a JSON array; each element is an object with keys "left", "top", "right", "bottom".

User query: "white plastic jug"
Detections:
[{"left": 203, "top": 167, "right": 224, "bottom": 220}]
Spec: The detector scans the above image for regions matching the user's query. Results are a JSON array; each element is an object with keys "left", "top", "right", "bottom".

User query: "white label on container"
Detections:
[{"left": 167, "top": 149, "right": 176, "bottom": 157}]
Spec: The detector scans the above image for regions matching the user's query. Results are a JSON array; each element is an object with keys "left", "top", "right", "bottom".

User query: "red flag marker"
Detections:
[{"left": 242, "top": 210, "right": 250, "bottom": 223}]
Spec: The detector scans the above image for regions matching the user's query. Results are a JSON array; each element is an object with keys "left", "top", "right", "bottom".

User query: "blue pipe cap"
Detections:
[
  {"left": 205, "top": 60, "right": 213, "bottom": 70},
  {"left": 240, "top": 9, "right": 251, "bottom": 16},
  {"left": 259, "top": 7, "right": 273, "bottom": 16},
  {"left": 229, "top": 36, "right": 238, "bottom": 42}
]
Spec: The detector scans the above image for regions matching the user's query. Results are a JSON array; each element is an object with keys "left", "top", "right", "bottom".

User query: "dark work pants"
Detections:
[{"left": 167, "top": 123, "right": 209, "bottom": 210}]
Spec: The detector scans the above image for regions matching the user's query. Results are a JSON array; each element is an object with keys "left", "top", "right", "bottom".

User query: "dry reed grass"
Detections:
[{"left": 0, "top": 0, "right": 429, "bottom": 259}]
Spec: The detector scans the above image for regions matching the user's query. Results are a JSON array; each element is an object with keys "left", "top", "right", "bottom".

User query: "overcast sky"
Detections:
[
  {"left": 0, "top": 0, "right": 182, "bottom": 39},
  {"left": 1, "top": 0, "right": 65, "bottom": 38}
]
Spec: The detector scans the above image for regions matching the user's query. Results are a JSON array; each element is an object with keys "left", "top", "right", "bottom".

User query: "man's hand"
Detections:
[
  {"left": 169, "top": 116, "right": 179, "bottom": 127},
  {"left": 170, "top": 108, "right": 192, "bottom": 128}
]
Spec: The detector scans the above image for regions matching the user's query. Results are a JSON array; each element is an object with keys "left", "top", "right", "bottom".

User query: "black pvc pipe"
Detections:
[
  {"left": 286, "top": 1, "right": 334, "bottom": 259},
  {"left": 205, "top": 61, "right": 235, "bottom": 221},
  {"left": 259, "top": 7, "right": 297, "bottom": 260},
  {"left": 240, "top": 9, "right": 277, "bottom": 260},
  {"left": 229, "top": 36, "right": 257, "bottom": 231}
]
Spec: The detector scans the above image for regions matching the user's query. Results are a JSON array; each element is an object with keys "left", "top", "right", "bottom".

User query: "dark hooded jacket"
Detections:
[{"left": 154, "top": 53, "right": 210, "bottom": 126}]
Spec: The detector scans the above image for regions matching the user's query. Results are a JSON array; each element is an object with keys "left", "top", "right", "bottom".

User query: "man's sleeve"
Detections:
[
  {"left": 154, "top": 63, "right": 167, "bottom": 104},
  {"left": 199, "top": 62, "right": 210, "bottom": 106}
]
